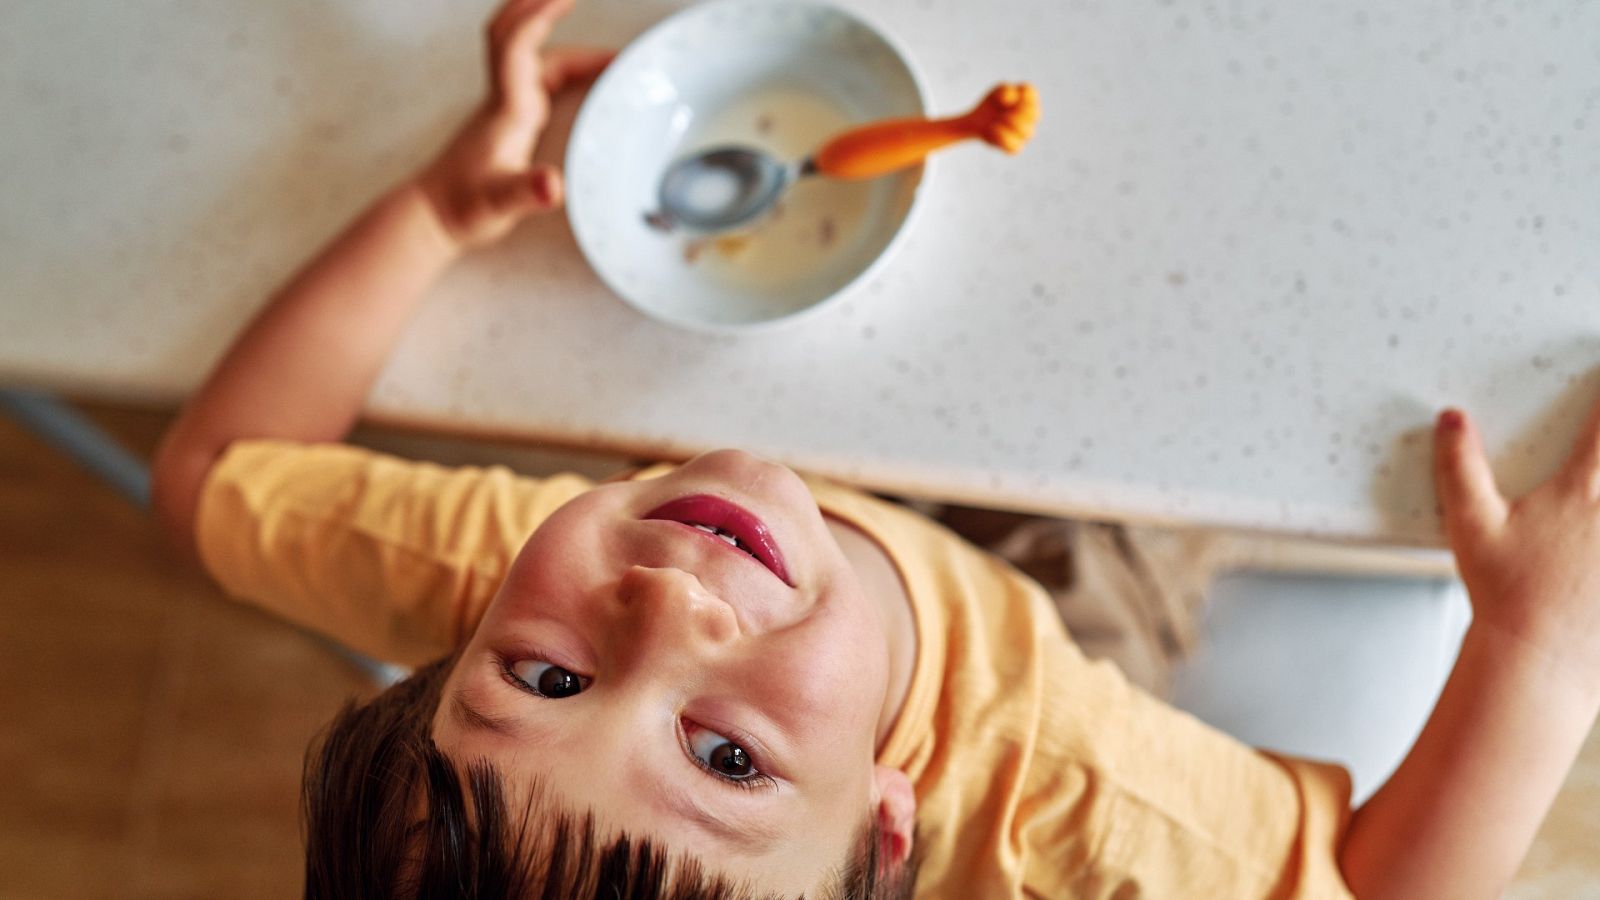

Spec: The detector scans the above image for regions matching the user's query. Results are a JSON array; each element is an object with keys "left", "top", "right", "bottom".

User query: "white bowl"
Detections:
[{"left": 565, "top": 0, "right": 926, "bottom": 331}]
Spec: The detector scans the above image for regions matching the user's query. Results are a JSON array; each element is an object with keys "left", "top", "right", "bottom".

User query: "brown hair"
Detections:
[{"left": 302, "top": 656, "right": 921, "bottom": 899}]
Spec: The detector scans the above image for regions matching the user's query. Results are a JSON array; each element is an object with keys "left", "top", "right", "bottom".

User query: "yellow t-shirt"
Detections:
[{"left": 197, "top": 440, "right": 1354, "bottom": 898}]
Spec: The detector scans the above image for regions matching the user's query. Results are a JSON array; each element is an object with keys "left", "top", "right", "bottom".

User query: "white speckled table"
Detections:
[{"left": 3, "top": 0, "right": 1597, "bottom": 545}]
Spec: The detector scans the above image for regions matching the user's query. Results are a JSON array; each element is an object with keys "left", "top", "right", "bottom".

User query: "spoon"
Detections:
[{"left": 649, "top": 82, "right": 1039, "bottom": 233}]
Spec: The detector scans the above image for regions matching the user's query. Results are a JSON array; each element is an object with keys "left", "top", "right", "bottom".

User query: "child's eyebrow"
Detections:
[
  {"left": 452, "top": 688, "right": 518, "bottom": 737},
  {"left": 653, "top": 778, "right": 786, "bottom": 856},
  {"left": 451, "top": 688, "right": 786, "bottom": 855}
]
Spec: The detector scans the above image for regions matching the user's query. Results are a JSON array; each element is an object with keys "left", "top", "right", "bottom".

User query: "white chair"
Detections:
[{"left": 1171, "top": 571, "right": 1471, "bottom": 803}]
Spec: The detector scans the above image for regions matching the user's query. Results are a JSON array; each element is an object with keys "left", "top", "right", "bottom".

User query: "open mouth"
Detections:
[{"left": 643, "top": 494, "right": 794, "bottom": 586}]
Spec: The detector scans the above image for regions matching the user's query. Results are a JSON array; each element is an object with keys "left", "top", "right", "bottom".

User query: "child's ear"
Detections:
[{"left": 870, "top": 764, "right": 917, "bottom": 866}]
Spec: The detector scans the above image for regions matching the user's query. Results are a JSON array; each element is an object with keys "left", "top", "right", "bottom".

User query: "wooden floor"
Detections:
[
  {"left": 0, "top": 401, "right": 1594, "bottom": 898},
  {"left": 0, "top": 403, "right": 374, "bottom": 899}
]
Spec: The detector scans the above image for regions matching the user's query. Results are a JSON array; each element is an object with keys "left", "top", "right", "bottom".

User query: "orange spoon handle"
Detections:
[{"left": 811, "top": 82, "right": 1040, "bottom": 180}]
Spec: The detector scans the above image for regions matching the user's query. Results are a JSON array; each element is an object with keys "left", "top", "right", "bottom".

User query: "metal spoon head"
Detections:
[{"left": 657, "top": 146, "right": 793, "bottom": 233}]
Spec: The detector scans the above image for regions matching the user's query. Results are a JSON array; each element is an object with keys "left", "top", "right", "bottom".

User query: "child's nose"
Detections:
[{"left": 617, "top": 565, "right": 741, "bottom": 647}]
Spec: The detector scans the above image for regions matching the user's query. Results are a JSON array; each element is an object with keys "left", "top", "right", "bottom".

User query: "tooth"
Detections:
[
  {"left": 692, "top": 523, "right": 717, "bottom": 533},
  {"left": 717, "top": 532, "right": 738, "bottom": 547}
]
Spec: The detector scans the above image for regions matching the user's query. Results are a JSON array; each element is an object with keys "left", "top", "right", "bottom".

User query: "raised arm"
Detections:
[
  {"left": 150, "top": 0, "right": 611, "bottom": 562},
  {"left": 1338, "top": 399, "right": 1600, "bottom": 897}
]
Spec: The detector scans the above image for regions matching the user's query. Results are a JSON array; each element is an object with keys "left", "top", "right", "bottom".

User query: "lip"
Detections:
[{"left": 642, "top": 494, "right": 794, "bottom": 586}]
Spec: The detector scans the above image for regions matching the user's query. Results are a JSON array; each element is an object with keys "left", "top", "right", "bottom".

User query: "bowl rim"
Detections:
[{"left": 563, "top": 0, "right": 931, "bottom": 333}]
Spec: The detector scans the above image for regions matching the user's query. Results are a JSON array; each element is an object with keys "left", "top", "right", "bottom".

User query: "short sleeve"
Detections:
[
  {"left": 194, "top": 439, "right": 596, "bottom": 665},
  {"left": 785, "top": 479, "right": 1359, "bottom": 897},
  {"left": 1024, "top": 643, "right": 1357, "bottom": 899}
]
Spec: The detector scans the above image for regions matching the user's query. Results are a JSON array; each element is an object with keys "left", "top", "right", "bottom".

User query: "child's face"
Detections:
[{"left": 432, "top": 449, "right": 903, "bottom": 894}]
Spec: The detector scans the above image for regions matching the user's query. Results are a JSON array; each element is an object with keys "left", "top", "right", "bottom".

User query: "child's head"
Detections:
[{"left": 304, "top": 449, "right": 921, "bottom": 897}]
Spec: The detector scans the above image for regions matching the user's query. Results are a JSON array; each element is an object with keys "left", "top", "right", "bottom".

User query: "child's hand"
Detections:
[
  {"left": 1434, "top": 397, "right": 1600, "bottom": 687},
  {"left": 415, "top": 0, "right": 613, "bottom": 252}
]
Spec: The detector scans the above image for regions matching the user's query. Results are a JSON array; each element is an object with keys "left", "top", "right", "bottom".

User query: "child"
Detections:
[{"left": 152, "top": 0, "right": 1600, "bottom": 896}]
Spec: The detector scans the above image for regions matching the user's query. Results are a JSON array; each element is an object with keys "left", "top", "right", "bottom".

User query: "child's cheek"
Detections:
[{"left": 769, "top": 624, "right": 885, "bottom": 740}]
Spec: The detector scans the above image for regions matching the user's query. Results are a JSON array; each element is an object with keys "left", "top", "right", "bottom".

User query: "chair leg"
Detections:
[
  {"left": 0, "top": 387, "right": 409, "bottom": 687},
  {"left": 0, "top": 387, "right": 151, "bottom": 509}
]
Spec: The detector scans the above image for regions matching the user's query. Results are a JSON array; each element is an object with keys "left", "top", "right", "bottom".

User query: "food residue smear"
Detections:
[{"left": 675, "top": 88, "right": 871, "bottom": 290}]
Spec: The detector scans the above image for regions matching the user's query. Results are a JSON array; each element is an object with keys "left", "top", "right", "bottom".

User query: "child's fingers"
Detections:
[
  {"left": 483, "top": 165, "right": 564, "bottom": 219},
  {"left": 488, "top": 0, "right": 573, "bottom": 53},
  {"left": 540, "top": 46, "right": 616, "bottom": 94},
  {"left": 489, "top": 0, "right": 576, "bottom": 112},
  {"left": 486, "top": 0, "right": 542, "bottom": 44},
  {"left": 485, "top": 0, "right": 544, "bottom": 102},
  {"left": 1562, "top": 387, "right": 1600, "bottom": 488},
  {"left": 1433, "top": 408, "right": 1509, "bottom": 541}
]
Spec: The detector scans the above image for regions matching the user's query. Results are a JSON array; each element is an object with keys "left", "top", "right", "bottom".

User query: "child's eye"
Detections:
[
  {"left": 688, "top": 727, "right": 757, "bottom": 780},
  {"left": 508, "top": 659, "right": 589, "bottom": 698}
]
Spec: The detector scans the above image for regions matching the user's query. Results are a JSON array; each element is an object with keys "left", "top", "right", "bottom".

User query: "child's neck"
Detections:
[{"left": 825, "top": 516, "right": 917, "bottom": 751}]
